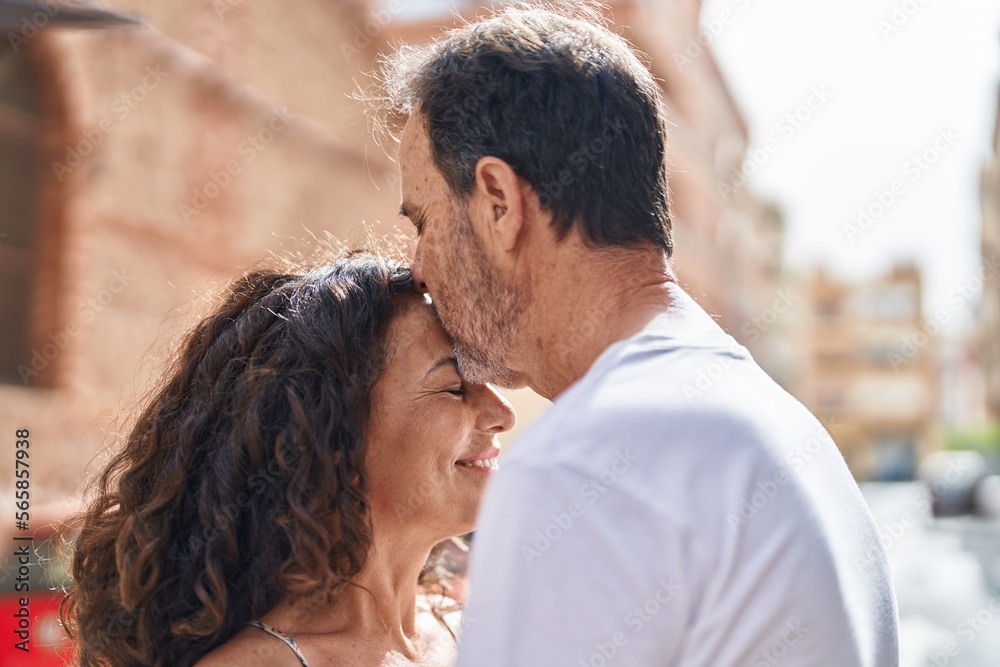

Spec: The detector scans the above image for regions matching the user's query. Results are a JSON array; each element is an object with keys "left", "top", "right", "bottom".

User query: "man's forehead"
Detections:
[
  {"left": 398, "top": 114, "right": 443, "bottom": 203},
  {"left": 398, "top": 113, "right": 427, "bottom": 164}
]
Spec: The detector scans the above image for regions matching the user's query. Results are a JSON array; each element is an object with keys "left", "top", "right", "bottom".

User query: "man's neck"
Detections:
[{"left": 522, "top": 243, "right": 677, "bottom": 400}]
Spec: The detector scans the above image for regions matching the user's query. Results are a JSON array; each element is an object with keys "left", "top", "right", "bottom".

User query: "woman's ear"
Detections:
[{"left": 473, "top": 156, "right": 524, "bottom": 254}]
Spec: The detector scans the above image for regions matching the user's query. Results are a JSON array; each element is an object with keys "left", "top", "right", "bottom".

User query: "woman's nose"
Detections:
[{"left": 476, "top": 385, "right": 517, "bottom": 434}]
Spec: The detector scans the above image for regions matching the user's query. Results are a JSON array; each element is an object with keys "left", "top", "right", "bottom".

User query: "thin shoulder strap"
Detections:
[{"left": 247, "top": 620, "right": 310, "bottom": 667}]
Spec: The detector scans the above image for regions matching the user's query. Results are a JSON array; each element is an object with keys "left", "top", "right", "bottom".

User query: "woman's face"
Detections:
[{"left": 365, "top": 295, "right": 516, "bottom": 540}]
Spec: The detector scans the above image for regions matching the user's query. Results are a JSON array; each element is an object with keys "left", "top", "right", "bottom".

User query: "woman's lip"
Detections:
[{"left": 456, "top": 448, "right": 500, "bottom": 463}]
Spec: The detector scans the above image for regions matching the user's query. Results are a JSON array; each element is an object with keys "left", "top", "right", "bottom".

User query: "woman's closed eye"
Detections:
[{"left": 420, "top": 357, "right": 467, "bottom": 397}]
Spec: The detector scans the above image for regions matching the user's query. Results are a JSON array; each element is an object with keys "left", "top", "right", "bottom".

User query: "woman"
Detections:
[{"left": 62, "top": 251, "right": 515, "bottom": 666}]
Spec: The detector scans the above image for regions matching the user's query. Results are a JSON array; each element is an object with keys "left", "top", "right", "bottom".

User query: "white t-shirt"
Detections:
[{"left": 455, "top": 296, "right": 899, "bottom": 667}]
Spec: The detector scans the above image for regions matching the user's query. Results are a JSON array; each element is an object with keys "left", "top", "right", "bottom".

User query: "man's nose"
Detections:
[{"left": 411, "top": 243, "right": 429, "bottom": 293}]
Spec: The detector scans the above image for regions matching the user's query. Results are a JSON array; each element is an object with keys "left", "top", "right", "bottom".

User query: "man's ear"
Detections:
[{"left": 473, "top": 156, "right": 526, "bottom": 254}]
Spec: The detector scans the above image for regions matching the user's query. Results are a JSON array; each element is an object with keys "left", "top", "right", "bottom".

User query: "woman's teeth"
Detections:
[{"left": 457, "top": 457, "right": 499, "bottom": 469}]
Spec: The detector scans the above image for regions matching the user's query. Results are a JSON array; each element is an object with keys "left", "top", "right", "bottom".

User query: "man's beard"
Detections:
[{"left": 432, "top": 205, "right": 527, "bottom": 389}]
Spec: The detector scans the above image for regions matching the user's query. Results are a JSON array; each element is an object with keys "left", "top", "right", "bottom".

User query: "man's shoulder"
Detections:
[
  {"left": 507, "top": 334, "right": 826, "bottom": 499},
  {"left": 519, "top": 337, "right": 783, "bottom": 447}
]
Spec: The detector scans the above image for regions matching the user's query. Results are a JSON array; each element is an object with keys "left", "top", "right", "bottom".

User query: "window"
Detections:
[
  {"left": 875, "top": 437, "right": 916, "bottom": 482},
  {"left": 815, "top": 300, "right": 839, "bottom": 320},
  {"left": 816, "top": 384, "right": 843, "bottom": 412},
  {"left": 0, "top": 42, "right": 41, "bottom": 385},
  {"left": 859, "top": 285, "right": 918, "bottom": 321}
]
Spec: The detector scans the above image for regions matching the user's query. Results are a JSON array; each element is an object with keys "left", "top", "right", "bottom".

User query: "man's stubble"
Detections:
[{"left": 432, "top": 203, "right": 527, "bottom": 389}]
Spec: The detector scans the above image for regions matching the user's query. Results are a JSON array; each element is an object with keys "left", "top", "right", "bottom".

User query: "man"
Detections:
[{"left": 379, "top": 5, "right": 898, "bottom": 665}]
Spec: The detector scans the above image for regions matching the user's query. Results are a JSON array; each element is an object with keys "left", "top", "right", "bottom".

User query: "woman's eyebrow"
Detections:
[{"left": 420, "top": 356, "right": 459, "bottom": 383}]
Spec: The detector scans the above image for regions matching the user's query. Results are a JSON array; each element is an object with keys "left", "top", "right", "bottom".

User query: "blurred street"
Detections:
[{"left": 862, "top": 483, "right": 1000, "bottom": 667}]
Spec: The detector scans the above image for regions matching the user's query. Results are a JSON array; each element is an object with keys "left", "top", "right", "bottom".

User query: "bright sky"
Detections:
[{"left": 699, "top": 0, "right": 1000, "bottom": 326}]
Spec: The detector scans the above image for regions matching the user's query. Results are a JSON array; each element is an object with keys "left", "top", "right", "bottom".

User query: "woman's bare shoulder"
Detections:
[{"left": 193, "top": 625, "right": 303, "bottom": 667}]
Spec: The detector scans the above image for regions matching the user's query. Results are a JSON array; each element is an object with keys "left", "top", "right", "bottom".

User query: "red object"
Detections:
[
  {"left": 0, "top": 590, "right": 72, "bottom": 667},
  {"left": 0, "top": 505, "right": 79, "bottom": 667}
]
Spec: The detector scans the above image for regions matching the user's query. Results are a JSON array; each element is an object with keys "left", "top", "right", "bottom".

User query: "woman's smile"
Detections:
[{"left": 455, "top": 448, "right": 501, "bottom": 474}]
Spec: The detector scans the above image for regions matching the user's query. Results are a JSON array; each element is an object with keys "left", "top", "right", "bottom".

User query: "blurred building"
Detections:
[
  {"left": 588, "top": 0, "right": 794, "bottom": 387},
  {"left": 798, "top": 264, "right": 939, "bottom": 480},
  {"left": 980, "top": 86, "right": 1000, "bottom": 422},
  {"left": 0, "top": 0, "right": 788, "bottom": 503},
  {"left": 0, "top": 0, "right": 403, "bottom": 500},
  {"left": 938, "top": 330, "right": 989, "bottom": 428}
]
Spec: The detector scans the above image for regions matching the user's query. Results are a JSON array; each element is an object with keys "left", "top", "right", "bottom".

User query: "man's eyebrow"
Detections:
[
  {"left": 421, "top": 356, "right": 459, "bottom": 383},
  {"left": 400, "top": 201, "right": 428, "bottom": 222},
  {"left": 400, "top": 201, "right": 422, "bottom": 225}
]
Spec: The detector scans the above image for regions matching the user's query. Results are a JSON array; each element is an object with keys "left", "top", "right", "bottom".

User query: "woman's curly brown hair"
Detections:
[{"left": 61, "top": 251, "right": 415, "bottom": 666}]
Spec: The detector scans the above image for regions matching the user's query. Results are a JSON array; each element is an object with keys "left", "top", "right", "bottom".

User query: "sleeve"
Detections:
[{"left": 453, "top": 459, "right": 704, "bottom": 667}]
